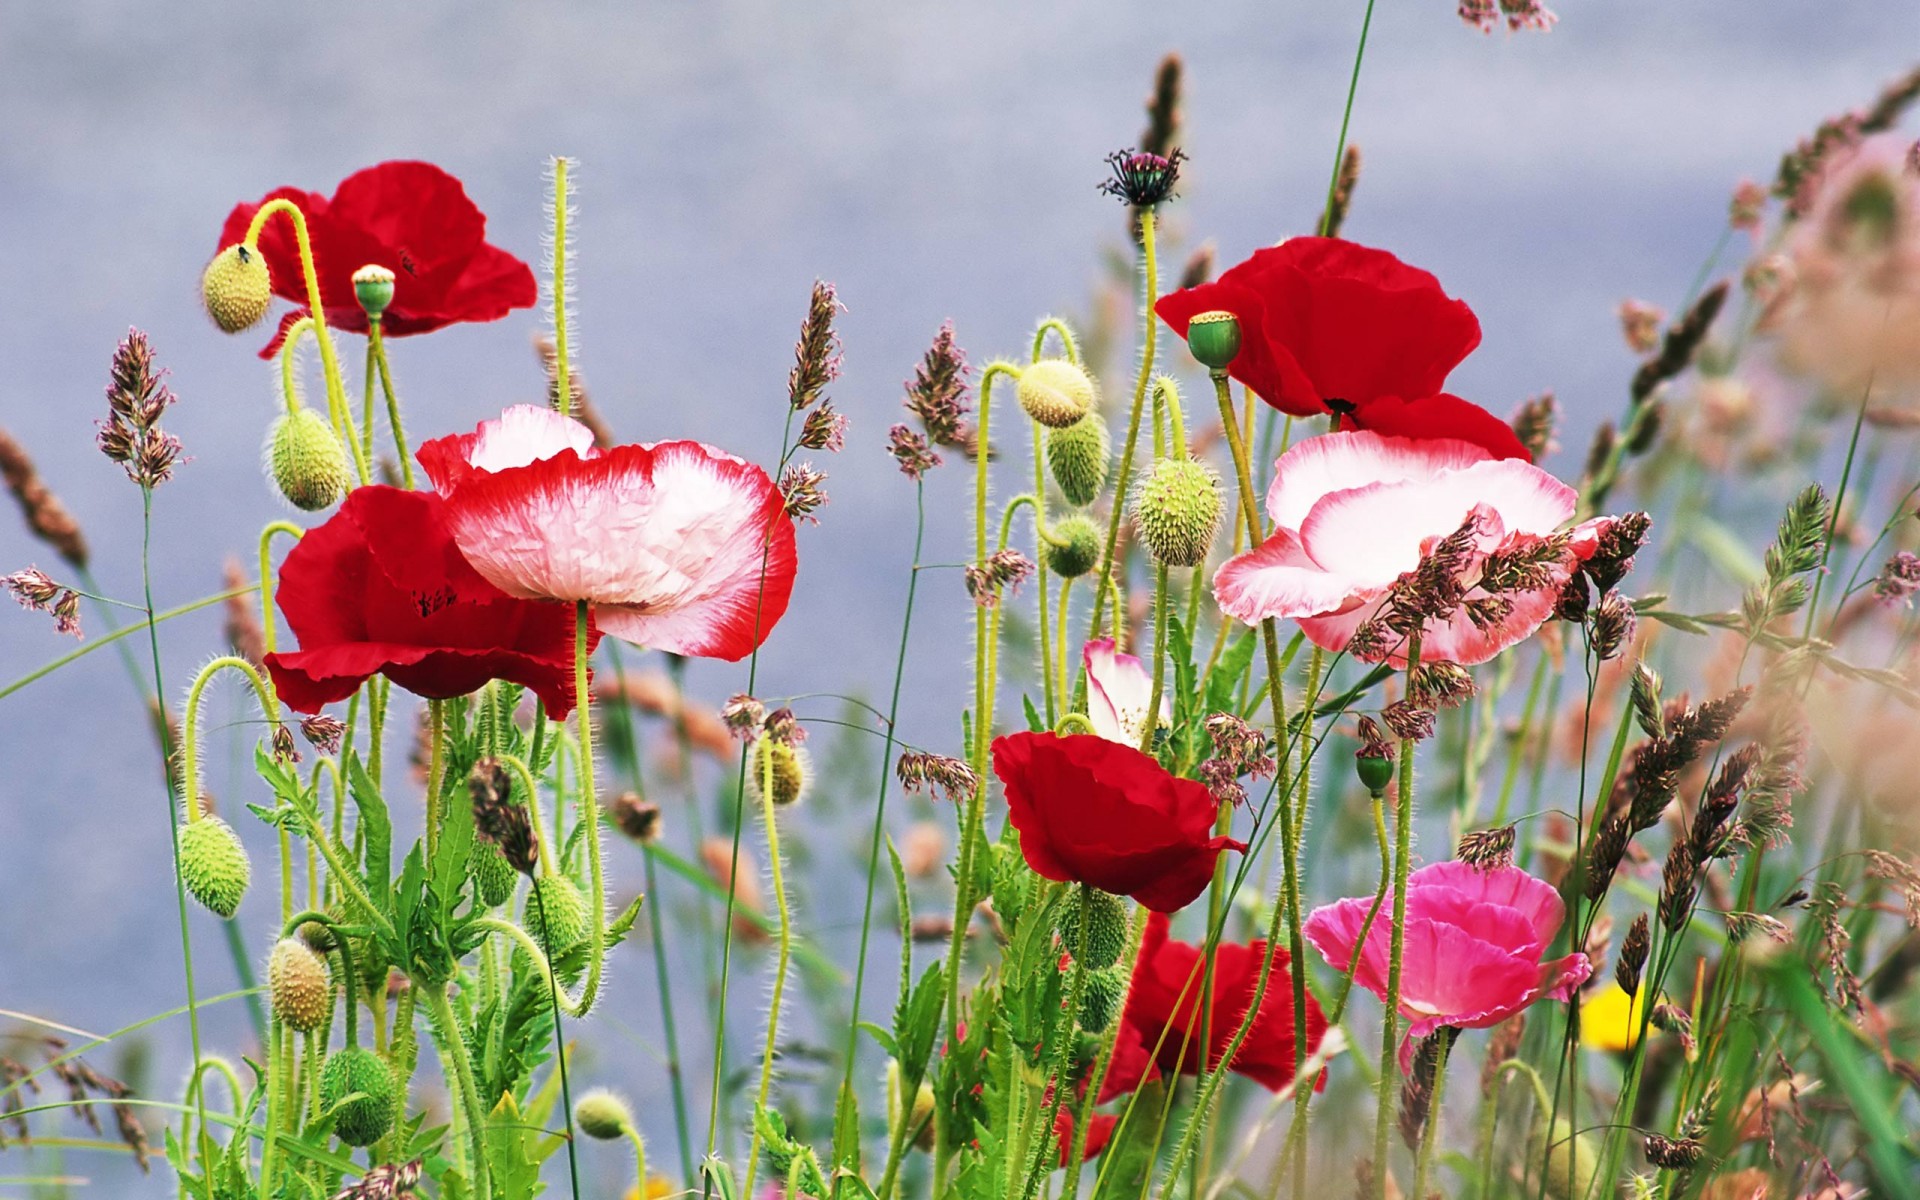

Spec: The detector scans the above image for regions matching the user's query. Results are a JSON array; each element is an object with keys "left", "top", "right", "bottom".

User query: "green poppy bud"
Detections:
[
  {"left": 202, "top": 244, "right": 272, "bottom": 334},
  {"left": 319, "top": 1047, "right": 398, "bottom": 1147},
  {"left": 267, "top": 408, "right": 351, "bottom": 512},
  {"left": 523, "top": 874, "right": 590, "bottom": 967},
  {"left": 1077, "top": 965, "right": 1127, "bottom": 1033},
  {"left": 352, "top": 264, "right": 396, "bottom": 318},
  {"left": 268, "top": 938, "right": 333, "bottom": 1034},
  {"left": 1185, "top": 310, "right": 1243, "bottom": 372},
  {"left": 469, "top": 838, "right": 519, "bottom": 908},
  {"left": 575, "top": 1089, "right": 635, "bottom": 1140},
  {"left": 1355, "top": 753, "right": 1395, "bottom": 795},
  {"left": 1044, "top": 514, "right": 1103, "bottom": 579},
  {"left": 178, "top": 817, "right": 250, "bottom": 919},
  {"left": 1531, "top": 1116, "right": 1600, "bottom": 1200},
  {"left": 1131, "top": 458, "right": 1222, "bottom": 568},
  {"left": 1017, "top": 359, "right": 1099, "bottom": 429},
  {"left": 1047, "top": 412, "right": 1111, "bottom": 507},
  {"left": 1063, "top": 888, "right": 1130, "bottom": 970}
]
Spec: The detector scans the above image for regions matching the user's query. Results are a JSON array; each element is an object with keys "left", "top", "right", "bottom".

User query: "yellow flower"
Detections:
[
  {"left": 624, "top": 1177, "right": 678, "bottom": 1200},
  {"left": 1580, "top": 983, "right": 1648, "bottom": 1053}
]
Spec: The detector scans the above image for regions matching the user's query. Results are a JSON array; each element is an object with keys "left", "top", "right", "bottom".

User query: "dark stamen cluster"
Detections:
[{"left": 1098, "top": 148, "right": 1186, "bottom": 209}]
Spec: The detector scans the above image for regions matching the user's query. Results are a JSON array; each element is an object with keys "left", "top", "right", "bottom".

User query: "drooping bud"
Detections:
[
  {"left": 178, "top": 817, "right": 250, "bottom": 919},
  {"left": 468, "top": 839, "right": 519, "bottom": 908},
  {"left": 748, "top": 737, "right": 809, "bottom": 808},
  {"left": 611, "top": 791, "right": 663, "bottom": 843},
  {"left": 1184, "top": 310, "right": 1242, "bottom": 372},
  {"left": 319, "top": 1047, "right": 398, "bottom": 1147},
  {"left": 523, "top": 874, "right": 590, "bottom": 974},
  {"left": 1077, "top": 965, "right": 1127, "bottom": 1033},
  {"left": 1130, "top": 458, "right": 1221, "bottom": 568},
  {"left": 268, "top": 938, "right": 333, "bottom": 1033},
  {"left": 1046, "top": 413, "right": 1111, "bottom": 507},
  {"left": 1063, "top": 888, "right": 1129, "bottom": 970},
  {"left": 352, "top": 265, "right": 396, "bottom": 318},
  {"left": 201, "top": 244, "right": 272, "bottom": 333},
  {"left": 575, "top": 1089, "right": 636, "bottom": 1140},
  {"left": 1017, "top": 360, "right": 1098, "bottom": 429},
  {"left": 266, "top": 408, "right": 351, "bottom": 512},
  {"left": 1044, "top": 514, "right": 1103, "bottom": 578}
]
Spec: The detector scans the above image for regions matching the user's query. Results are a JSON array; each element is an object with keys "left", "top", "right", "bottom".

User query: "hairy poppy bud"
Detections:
[
  {"left": 178, "top": 817, "right": 250, "bottom": 919},
  {"left": 575, "top": 1089, "right": 635, "bottom": 1140},
  {"left": 1017, "top": 360, "right": 1099, "bottom": 429},
  {"left": 886, "top": 1061, "right": 938, "bottom": 1151},
  {"left": 1131, "top": 459, "right": 1222, "bottom": 568},
  {"left": 202, "top": 244, "right": 272, "bottom": 333},
  {"left": 268, "top": 938, "right": 333, "bottom": 1033},
  {"left": 1047, "top": 413, "right": 1111, "bottom": 507},
  {"left": 468, "top": 840, "right": 519, "bottom": 908},
  {"left": 749, "top": 738, "right": 809, "bottom": 808},
  {"left": 1064, "top": 888, "right": 1129, "bottom": 969},
  {"left": 319, "top": 1047, "right": 398, "bottom": 1147},
  {"left": 352, "top": 264, "right": 396, "bottom": 318},
  {"left": 1044, "top": 514, "right": 1103, "bottom": 579},
  {"left": 267, "top": 408, "right": 351, "bottom": 512},
  {"left": 522, "top": 875, "right": 590, "bottom": 983},
  {"left": 1077, "top": 965, "right": 1127, "bottom": 1032},
  {"left": 1184, "top": 310, "right": 1242, "bottom": 372},
  {"left": 1531, "top": 1116, "right": 1599, "bottom": 1200}
]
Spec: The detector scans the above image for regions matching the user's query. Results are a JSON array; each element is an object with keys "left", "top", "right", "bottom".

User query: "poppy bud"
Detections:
[
  {"left": 268, "top": 938, "right": 333, "bottom": 1034},
  {"left": 1018, "top": 360, "right": 1099, "bottom": 429},
  {"left": 468, "top": 839, "right": 519, "bottom": 908},
  {"left": 201, "top": 244, "right": 272, "bottom": 334},
  {"left": 749, "top": 738, "right": 809, "bottom": 808},
  {"left": 1184, "top": 310, "right": 1242, "bottom": 372},
  {"left": 178, "top": 817, "right": 251, "bottom": 919},
  {"left": 522, "top": 875, "right": 590, "bottom": 975},
  {"left": 266, "top": 408, "right": 351, "bottom": 512},
  {"left": 319, "top": 1047, "right": 398, "bottom": 1147},
  {"left": 1044, "top": 514, "right": 1103, "bottom": 579},
  {"left": 886, "top": 1061, "right": 938, "bottom": 1151},
  {"left": 575, "top": 1089, "right": 635, "bottom": 1140},
  {"left": 1047, "top": 413, "right": 1111, "bottom": 507},
  {"left": 1077, "top": 965, "right": 1127, "bottom": 1032},
  {"left": 1064, "top": 888, "right": 1130, "bottom": 969},
  {"left": 352, "top": 264, "right": 396, "bottom": 318},
  {"left": 1530, "top": 1116, "right": 1599, "bottom": 1200},
  {"left": 1355, "top": 753, "right": 1395, "bottom": 795},
  {"left": 1131, "top": 458, "right": 1222, "bottom": 568}
]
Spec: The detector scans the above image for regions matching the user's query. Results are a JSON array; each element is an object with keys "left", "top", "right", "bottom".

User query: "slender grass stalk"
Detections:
[{"left": 1373, "top": 629, "right": 1422, "bottom": 1200}]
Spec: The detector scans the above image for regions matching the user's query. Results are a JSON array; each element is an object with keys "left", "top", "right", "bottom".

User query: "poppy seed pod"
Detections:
[
  {"left": 1355, "top": 752, "right": 1395, "bottom": 795},
  {"left": 574, "top": 1089, "right": 635, "bottom": 1140},
  {"left": 749, "top": 738, "right": 809, "bottom": 808},
  {"left": 1131, "top": 458, "right": 1222, "bottom": 568},
  {"left": 178, "top": 817, "right": 251, "bottom": 919},
  {"left": 267, "top": 408, "right": 351, "bottom": 512},
  {"left": 202, "top": 244, "right": 273, "bottom": 333},
  {"left": 1044, "top": 514, "right": 1103, "bottom": 579},
  {"left": 1184, "top": 310, "right": 1242, "bottom": 372},
  {"left": 352, "top": 264, "right": 396, "bottom": 318},
  {"left": 1017, "top": 359, "right": 1099, "bottom": 429},
  {"left": 268, "top": 938, "right": 333, "bottom": 1033},
  {"left": 1046, "top": 413, "right": 1111, "bottom": 507},
  {"left": 521, "top": 875, "right": 590, "bottom": 983},
  {"left": 1077, "top": 965, "right": 1127, "bottom": 1033},
  {"left": 319, "top": 1047, "right": 398, "bottom": 1147},
  {"left": 1064, "top": 888, "right": 1130, "bottom": 969}
]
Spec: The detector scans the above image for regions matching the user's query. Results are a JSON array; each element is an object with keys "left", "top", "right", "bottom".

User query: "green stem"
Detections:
[
  {"left": 1373, "top": 630, "right": 1422, "bottom": 1200},
  {"left": 1411, "top": 1030, "right": 1453, "bottom": 1200},
  {"left": 551, "top": 158, "right": 573, "bottom": 418},
  {"left": 2, "top": 585, "right": 254, "bottom": 700},
  {"left": 425, "top": 983, "right": 493, "bottom": 1200},
  {"left": 742, "top": 736, "right": 796, "bottom": 1200},
  {"left": 257, "top": 522, "right": 301, "bottom": 655},
  {"left": 1086, "top": 210, "right": 1159, "bottom": 671},
  {"left": 534, "top": 882, "right": 585, "bottom": 1200},
  {"left": 368, "top": 319, "right": 416, "bottom": 488},
  {"left": 1317, "top": 0, "right": 1379, "bottom": 238},
  {"left": 179, "top": 656, "right": 280, "bottom": 826},
  {"left": 1140, "top": 563, "right": 1171, "bottom": 754},
  {"left": 1031, "top": 318, "right": 1081, "bottom": 366},
  {"left": 571, "top": 600, "right": 609, "bottom": 1013}
]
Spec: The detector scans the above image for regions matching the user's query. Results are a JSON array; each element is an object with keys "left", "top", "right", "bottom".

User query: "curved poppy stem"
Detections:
[
  {"left": 179, "top": 655, "right": 280, "bottom": 827},
  {"left": 1030, "top": 317, "right": 1081, "bottom": 366},
  {"left": 257, "top": 521, "right": 302, "bottom": 655},
  {"left": 278, "top": 314, "right": 371, "bottom": 486},
  {"left": 571, "top": 600, "right": 608, "bottom": 1015}
]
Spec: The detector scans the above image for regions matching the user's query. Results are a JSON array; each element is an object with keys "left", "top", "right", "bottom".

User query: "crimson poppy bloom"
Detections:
[
  {"left": 989, "top": 732, "right": 1244, "bottom": 913},
  {"left": 417, "top": 405, "right": 797, "bottom": 661},
  {"left": 1100, "top": 912, "right": 1328, "bottom": 1100},
  {"left": 1157, "top": 237, "right": 1513, "bottom": 449},
  {"left": 217, "top": 161, "right": 537, "bottom": 358},
  {"left": 1052, "top": 1108, "right": 1117, "bottom": 1164},
  {"left": 264, "top": 486, "right": 595, "bottom": 717}
]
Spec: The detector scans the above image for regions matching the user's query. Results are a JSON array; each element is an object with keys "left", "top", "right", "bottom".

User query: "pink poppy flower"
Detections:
[
  {"left": 1212, "top": 430, "right": 1605, "bottom": 665},
  {"left": 1083, "top": 638, "right": 1170, "bottom": 746},
  {"left": 416, "top": 405, "right": 797, "bottom": 661},
  {"left": 1302, "top": 861, "right": 1591, "bottom": 1042}
]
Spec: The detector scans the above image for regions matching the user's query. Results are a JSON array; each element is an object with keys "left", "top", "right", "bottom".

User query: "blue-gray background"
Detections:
[{"left": 2, "top": 2, "right": 1914, "bottom": 1193}]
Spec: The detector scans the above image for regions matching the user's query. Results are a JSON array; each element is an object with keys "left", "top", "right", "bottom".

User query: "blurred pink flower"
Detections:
[
  {"left": 1083, "top": 638, "right": 1169, "bottom": 745},
  {"left": 1211, "top": 431, "right": 1604, "bottom": 665},
  {"left": 1303, "top": 861, "right": 1590, "bottom": 1043},
  {"left": 417, "top": 404, "right": 797, "bottom": 661}
]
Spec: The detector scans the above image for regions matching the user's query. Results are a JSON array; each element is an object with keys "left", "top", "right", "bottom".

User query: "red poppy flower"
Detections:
[
  {"left": 417, "top": 405, "right": 797, "bottom": 661},
  {"left": 1346, "top": 393, "right": 1531, "bottom": 461},
  {"left": 264, "top": 486, "right": 596, "bottom": 717},
  {"left": 1100, "top": 912, "right": 1328, "bottom": 1100},
  {"left": 1052, "top": 1108, "right": 1117, "bottom": 1164},
  {"left": 217, "top": 161, "right": 537, "bottom": 358},
  {"left": 989, "top": 732, "right": 1244, "bottom": 913},
  {"left": 1156, "top": 237, "right": 1481, "bottom": 418}
]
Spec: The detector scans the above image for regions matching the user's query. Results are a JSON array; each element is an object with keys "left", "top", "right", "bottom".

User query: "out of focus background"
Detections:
[{"left": 2, "top": 2, "right": 1915, "bottom": 1192}]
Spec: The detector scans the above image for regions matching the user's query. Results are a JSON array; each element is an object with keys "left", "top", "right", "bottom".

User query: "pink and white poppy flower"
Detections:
[
  {"left": 1303, "top": 861, "right": 1591, "bottom": 1043},
  {"left": 1212, "top": 430, "right": 1605, "bottom": 665},
  {"left": 1083, "top": 638, "right": 1171, "bottom": 746},
  {"left": 416, "top": 405, "right": 797, "bottom": 661}
]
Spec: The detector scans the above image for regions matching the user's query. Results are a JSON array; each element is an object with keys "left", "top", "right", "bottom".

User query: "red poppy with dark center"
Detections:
[
  {"left": 1157, "top": 238, "right": 1527, "bottom": 459},
  {"left": 217, "top": 161, "right": 537, "bottom": 358},
  {"left": 990, "top": 732, "right": 1244, "bottom": 914},
  {"left": 1099, "top": 912, "right": 1328, "bottom": 1100},
  {"left": 263, "top": 486, "right": 596, "bottom": 717}
]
